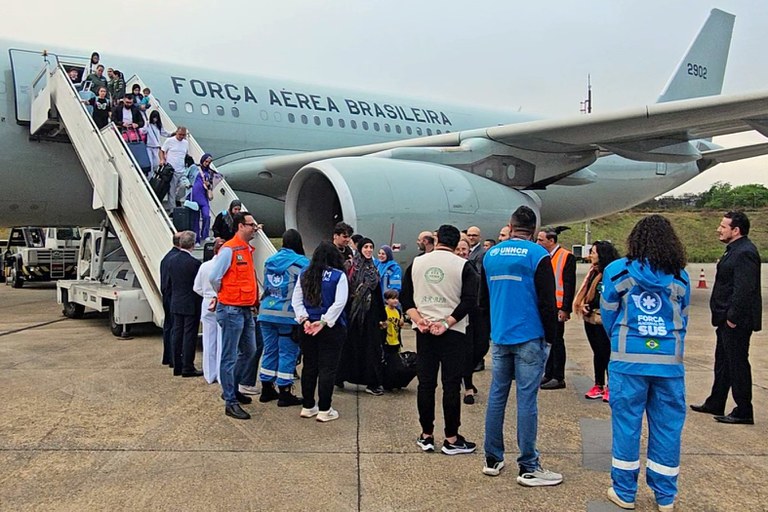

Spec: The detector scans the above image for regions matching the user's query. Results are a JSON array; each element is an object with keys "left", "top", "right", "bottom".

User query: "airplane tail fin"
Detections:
[{"left": 656, "top": 8, "right": 734, "bottom": 103}]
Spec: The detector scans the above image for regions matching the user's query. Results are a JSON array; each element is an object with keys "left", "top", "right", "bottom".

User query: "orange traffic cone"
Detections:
[{"left": 697, "top": 268, "right": 708, "bottom": 289}]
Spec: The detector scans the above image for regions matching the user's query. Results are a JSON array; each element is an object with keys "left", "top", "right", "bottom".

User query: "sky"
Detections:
[{"left": 5, "top": 0, "right": 768, "bottom": 195}]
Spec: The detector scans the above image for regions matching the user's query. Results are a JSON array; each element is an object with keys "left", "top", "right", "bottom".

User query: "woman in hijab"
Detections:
[
  {"left": 337, "top": 237, "right": 387, "bottom": 395},
  {"left": 191, "top": 153, "right": 214, "bottom": 245},
  {"left": 375, "top": 245, "right": 402, "bottom": 296}
]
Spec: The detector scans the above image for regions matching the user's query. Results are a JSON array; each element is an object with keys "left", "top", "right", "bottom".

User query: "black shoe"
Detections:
[
  {"left": 473, "top": 360, "right": 485, "bottom": 372},
  {"left": 365, "top": 386, "right": 384, "bottom": 396},
  {"left": 441, "top": 434, "right": 477, "bottom": 455},
  {"left": 181, "top": 369, "right": 204, "bottom": 377},
  {"left": 277, "top": 386, "right": 303, "bottom": 407},
  {"left": 225, "top": 404, "right": 251, "bottom": 420},
  {"left": 463, "top": 393, "right": 475, "bottom": 405},
  {"left": 221, "top": 392, "right": 252, "bottom": 404},
  {"left": 416, "top": 435, "right": 435, "bottom": 452},
  {"left": 714, "top": 414, "right": 754, "bottom": 425},
  {"left": 540, "top": 379, "right": 566, "bottom": 390},
  {"left": 259, "top": 383, "right": 279, "bottom": 403},
  {"left": 173, "top": 369, "right": 182, "bottom": 376},
  {"left": 690, "top": 403, "right": 724, "bottom": 416}
]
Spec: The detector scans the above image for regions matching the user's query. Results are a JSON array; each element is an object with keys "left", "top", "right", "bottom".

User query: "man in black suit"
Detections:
[
  {"left": 160, "top": 232, "right": 182, "bottom": 367},
  {"left": 169, "top": 231, "right": 203, "bottom": 377},
  {"left": 692, "top": 211, "right": 762, "bottom": 424}
]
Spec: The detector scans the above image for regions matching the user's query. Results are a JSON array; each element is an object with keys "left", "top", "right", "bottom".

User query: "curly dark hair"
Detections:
[
  {"left": 625, "top": 215, "right": 687, "bottom": 275},
  {"left": 301, "top": 241, "right": 345, "bottom": 307},
  {"left": 592, "top": 240, "right": 620, "bottom": 273}
]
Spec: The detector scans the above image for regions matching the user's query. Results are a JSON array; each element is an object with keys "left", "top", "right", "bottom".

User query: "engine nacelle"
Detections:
[{"left": 285, "top": 157, "right": 540, "bottom": 262}]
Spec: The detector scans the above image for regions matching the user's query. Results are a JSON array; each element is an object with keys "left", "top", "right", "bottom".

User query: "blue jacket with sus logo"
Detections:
[{"left": 600, "top": 258, "right": 690, "bottom": 378}]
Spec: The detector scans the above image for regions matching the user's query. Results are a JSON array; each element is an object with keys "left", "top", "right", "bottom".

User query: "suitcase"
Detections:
[
  {"left": 172, "top": 206, "right": 195, "bottom": 232},
  {"left": 150, "top": 164, "right": 174, "bottom": 201},
  {"left": 383, "top": 350, "right": 418, "bottom": 390},
  {"left": 126, "top": 141, "right": 151, "bottom": 175}
]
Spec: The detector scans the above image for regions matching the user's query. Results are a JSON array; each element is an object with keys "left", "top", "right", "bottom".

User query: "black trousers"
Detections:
[
  {"left": 416, "top": 329, "right": 466, "bottom": 438},
  {"left": 705, "top": 324, "right": 754, "bottom": 418},
  {"left": 172, "top": 313, "right": 199, "bottom": 374},
  {"left": 544, "top": 321, "right": 567, "bottom": 381},
  {"left": 300, "top": 325, "right": 345, "bottom": 411},
  {"left": 162, "top": 300, "right": 173, "bottom": 365},
  {"left": 584, "top": 322, "right": 611, "bottom": 386}
]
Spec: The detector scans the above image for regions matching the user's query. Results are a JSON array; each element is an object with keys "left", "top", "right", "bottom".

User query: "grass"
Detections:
[{"left": 557, "top": 209, "right": 768, "bottom": 263}]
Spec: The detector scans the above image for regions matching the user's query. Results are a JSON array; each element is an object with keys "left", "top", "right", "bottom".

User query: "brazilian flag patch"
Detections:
[{"left": 645, "top": 339, "right": 659, "bottom": 350}]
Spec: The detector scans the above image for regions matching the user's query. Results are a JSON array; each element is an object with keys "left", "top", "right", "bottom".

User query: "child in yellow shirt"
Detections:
[{"left": 380, "top": 289, "right": 404, "bottom": 352}]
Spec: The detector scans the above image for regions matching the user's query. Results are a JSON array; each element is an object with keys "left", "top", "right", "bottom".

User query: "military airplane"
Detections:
[{"left": 1, "top": 8, "right": 766, "bottom": 258}]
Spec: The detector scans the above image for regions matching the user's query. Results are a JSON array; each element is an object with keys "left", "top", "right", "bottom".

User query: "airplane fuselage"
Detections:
[{"left": 0, "top": 40, "right": 703, "bottom": 234}]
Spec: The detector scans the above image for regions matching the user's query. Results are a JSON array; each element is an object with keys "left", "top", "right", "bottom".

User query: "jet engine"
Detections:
[{"left": 285, "top": 157, "right": 540, "bottom": 260}]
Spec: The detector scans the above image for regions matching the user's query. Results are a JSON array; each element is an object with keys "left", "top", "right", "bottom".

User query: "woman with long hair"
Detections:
[
  {"left": 574, "top": 240, "right": 620, "bottom": 402},
  {"left": 258, "top": 229, "right": 309, "bottom": 406},
  {"left": 338, "top": 237, "right": 387, "bottom": 395},
  {"left": 601, "top": 215, "right": 690, "bottom": 512},
  {"left": 141, "top": 110, "right": 170, "bottom": 176},
  {"left": 291, "top": 241, "right": 348, "bottom": 422}
]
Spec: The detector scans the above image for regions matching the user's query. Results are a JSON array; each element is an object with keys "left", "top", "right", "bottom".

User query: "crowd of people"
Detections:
[
  {"left": 67, "top": 52, "right": 216, "bottom": 244},
  {"left": 158, "top": 195, "right": 760, "bottom": 511}
]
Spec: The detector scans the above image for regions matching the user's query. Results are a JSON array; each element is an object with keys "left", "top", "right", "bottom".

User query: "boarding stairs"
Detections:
[{"left": 28, "top": 61, "right": 275, "bottom": 326}]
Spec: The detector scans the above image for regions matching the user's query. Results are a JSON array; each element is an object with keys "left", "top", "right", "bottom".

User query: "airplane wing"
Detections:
[{"left": 226, "top": 90, "right": 768, "bottom": 191}]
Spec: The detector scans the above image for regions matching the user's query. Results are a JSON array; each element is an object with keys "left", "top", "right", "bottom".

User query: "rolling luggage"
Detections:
[
  {"left": 172, "top": 206, "right": 194, "bottom": 232},
  {"left": 383, "top": 350, "right": 418, "bottom": 390},
  {"left": 150, "top": 164, "right": 174, "bottom": 201},
  {"left": 121, "top": 127, "right": 151, "bottom": 175}
]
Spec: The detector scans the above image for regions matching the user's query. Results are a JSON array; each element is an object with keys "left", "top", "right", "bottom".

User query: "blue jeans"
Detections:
[
  {"left": 216, "top": 304, "right": 257, "bottom": 406},
  {"left": 259, "top": 321, "right": 300, "bottom": 387},
  {"left": 240, "top": 319, "right": 264, "bottom": 387},
  {"left": 484, "top": 338, "right": 549, "bottom": 471}
]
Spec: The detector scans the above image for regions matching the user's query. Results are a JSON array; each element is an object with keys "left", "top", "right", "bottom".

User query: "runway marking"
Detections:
[{"left": 0, "top": 318, "right": 68, "bottom": 337}]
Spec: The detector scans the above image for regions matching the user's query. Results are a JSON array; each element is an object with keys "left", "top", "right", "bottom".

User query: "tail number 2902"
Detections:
[{"left": 687, "top": 63, "right": 707, "bottom": 79}]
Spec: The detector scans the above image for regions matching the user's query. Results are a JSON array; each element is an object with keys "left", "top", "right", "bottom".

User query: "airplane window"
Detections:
[
  {"left": 351, "top": 120, "right": 357, "bottom": 129},
  {"left": 395, "top": 125, "right": 402, "bottom": 134},
  {"left": 339, "top": 119, "right": 346, "bottom": 128},
  {"left": 185, "top": 102, "right": 194, "bottom": 113},
  {"left": 314, "top": 116, "right": 321, "bottom": 126},
  {"left": 326, "top": 117, "right": 333, "bottom": 127},
  {"left": 201, "top": 104, "right": 210, "bottom": 115},
  {"left": 216, "top": 105, "right": 225, "bottom": 116},
  {"left": 416, "top": 127, "right": 423, "bottom": 136},
  {"left": 274, "top": 112, "right": 282, "bottom": 122},
  {"left": 260, "top": 110, "right": 269, "bottom": 121},
  {"left": 301, "top": 114, "right": 308, "bottom": 124},
  {"left": 231, "top": 107, "right": 240, "bottom": 118},
  {"left": 288, "top": 113, "right": 295, "bottom": 123},
  {"left": 436, "top": 129, "right": 442, "bottom": 134},
  {"left": 373, "top": 122, "right": 380, "bottom": 132},
  {"left": 384, "top": 124, "right": 391, "bottom": 133},
  {"left": 406, "top": 126, "right": 412, "bottom": 135},
  {"left": 426, "top": 128, "right": 432, "bottom": 135},
  {"left": 168, "top": 100, "right": 177, "bottom": 111},
  {"left": 362, "top": 121, "right": 369, "bottom": 131}
]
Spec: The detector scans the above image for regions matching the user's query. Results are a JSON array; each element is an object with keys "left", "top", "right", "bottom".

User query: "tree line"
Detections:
[{"left": 635, "top": 183, "right": 768, "bottom": 211}]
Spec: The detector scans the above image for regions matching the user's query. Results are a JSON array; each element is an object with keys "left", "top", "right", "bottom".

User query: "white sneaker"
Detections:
[
  {"left": 300, "top": 406, "right": 319, "bottom": 418},
  {"left": 657, "top": 503, "right": 674, "bottom": 512},
  {"left": 238, "top": 384, "right": 260, "bottom": 395},
  {"left": 606, "top": 487, "right": 635, "bottom": 509},
  {"left": 316, "top": 408, "right": 339, "bottom": 422},
  {"left": 516, "top": 466, "right": 564, "bottom": 487}
]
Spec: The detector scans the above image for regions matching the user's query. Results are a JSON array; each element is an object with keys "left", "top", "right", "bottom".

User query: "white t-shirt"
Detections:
[
  {"left": 161, "top": 137, "right": 189, "bottom": 172},
  {"left": 121, "top": 107, "right": 133, "bottom": 126}
]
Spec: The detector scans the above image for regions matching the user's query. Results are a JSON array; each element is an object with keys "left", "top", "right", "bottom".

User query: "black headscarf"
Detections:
[{"left": 349, "top": 237, "right": 380, "bottom": 326}]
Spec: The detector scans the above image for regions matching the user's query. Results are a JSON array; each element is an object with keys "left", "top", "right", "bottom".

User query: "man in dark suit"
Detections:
[
  {"left": 160, "top": 232, "right": 182, "bottom": 367},
  {"left": 169, "top": 231, "right": 203, "bottom": 377},
  {"left": 537, "top": 227, "right": 576, "bottom": 390},
  {"left": 692, "top": 211, "right": 762, "bottom": 424},
  {"left": 466, "top": 226, "right": 486, "bottom": 270}
]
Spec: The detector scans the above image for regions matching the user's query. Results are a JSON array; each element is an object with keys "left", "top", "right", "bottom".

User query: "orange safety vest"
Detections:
[
  {"left": 550, "top": 246, "right": 572, "bottom": 309},
  {"left": 218, "top": 237, "right": 258, "bottom": 307}
]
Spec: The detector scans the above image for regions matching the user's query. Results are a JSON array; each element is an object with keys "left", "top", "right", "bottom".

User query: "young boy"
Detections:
[{"left": 380, "top": 289, "right": 404, "bottom": 352}]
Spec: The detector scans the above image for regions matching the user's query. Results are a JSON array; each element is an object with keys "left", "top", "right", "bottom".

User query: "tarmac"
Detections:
[{"left": 0, "top": 263, "right": 766, "bottom": 511}]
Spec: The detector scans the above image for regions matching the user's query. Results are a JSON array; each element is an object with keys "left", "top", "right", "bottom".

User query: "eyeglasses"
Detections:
[
  {"left": 244, "top": 222, "right": 258, "bottom": 227},
  {"left": 467, "top": 233, "right": 479, "bottom": 237}
]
